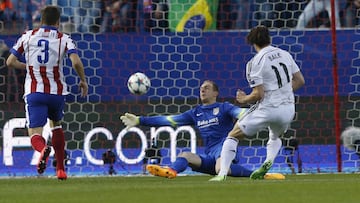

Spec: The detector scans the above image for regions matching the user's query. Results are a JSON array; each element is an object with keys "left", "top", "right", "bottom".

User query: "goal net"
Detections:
[{"left": 0, "top": 0, "right": 359, "bottom": 177}]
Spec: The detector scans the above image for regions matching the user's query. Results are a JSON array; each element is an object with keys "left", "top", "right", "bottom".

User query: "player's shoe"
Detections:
[
  {"left": 208, "top": 175, "right": 226, "bottom": 182},
  {"left": 146, "top": 164, "right": 177, "bottom": 179},
  {"left": 37, "top": 146, "right": 51, "bottom": 174},
  {"left": 56, "top": 169, "right": 67, "bottom": 180},
  {"left": 264, "top": 173, "right": 285, "bottom": 180},
  {"left": 250, "top": 160, "right": 273, "bottom": 180}
]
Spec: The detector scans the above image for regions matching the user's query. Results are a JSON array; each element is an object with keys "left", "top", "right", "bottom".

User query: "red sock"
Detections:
[
  {"left": 30, "top": 134, "right": 46, "bottom": 152},
  {"left": 52, "top": 128, "right": 65, "bottom": 170}
]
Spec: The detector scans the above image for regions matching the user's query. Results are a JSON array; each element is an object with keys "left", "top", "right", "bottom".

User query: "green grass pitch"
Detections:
[{"left": 0, "top": 173, "right": 359, "bottom": 203}]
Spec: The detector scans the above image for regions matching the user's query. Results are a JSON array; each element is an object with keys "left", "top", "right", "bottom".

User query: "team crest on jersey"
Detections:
[{"left": 213, "top": 107, "right": 219, "bottom": 115}]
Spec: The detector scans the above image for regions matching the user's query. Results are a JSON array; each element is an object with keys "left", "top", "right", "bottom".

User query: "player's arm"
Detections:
[
  {"left": 236, "top": 85, "right": 264, "bottom": 104},
  {"left": 6, "top": 53, "right": 26, "bottom": 70},
  {"left": 288, "top": 53, "right": 305, "bottom": 91},
  {"left": 225, "top": 102, "right": 248, "bottom": 120},
  {"left": 6, "top": 34, "right": 26, "bottom": 70},
  {"left": 292, "top": 71, "right": 305, "bottom": 91},
  {"left": 234, "top": 107, "right": 248, "bottom": 120},
  {"left": 120, "top": 111, "right": 194, "bottom": 129},
  {"left": 69, "top": 53, "right": 88, "bottom": 97},
  {"left": 237, "top": 59, "right": 264, "bottom": 104},
  {"left": 141, "top": 112, "right": 193, "bottom": 127}
]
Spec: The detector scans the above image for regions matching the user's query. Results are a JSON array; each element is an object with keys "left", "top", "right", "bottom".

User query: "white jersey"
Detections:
[
  {"left": 246, "top": 45, "right": 300, "bottom": 107},
  {"left": 10, "top": 26, "right": 78, "bottom": 97}
]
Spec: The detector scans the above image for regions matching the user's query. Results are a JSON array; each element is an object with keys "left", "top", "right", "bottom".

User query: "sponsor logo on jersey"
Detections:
[{"left": 197, "top": 117, "right": 219, "bottom": 128}]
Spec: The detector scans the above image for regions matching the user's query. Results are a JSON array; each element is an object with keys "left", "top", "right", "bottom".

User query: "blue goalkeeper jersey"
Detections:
[{"left": 139, "top": 102, "right": 246, "bottom": 156}]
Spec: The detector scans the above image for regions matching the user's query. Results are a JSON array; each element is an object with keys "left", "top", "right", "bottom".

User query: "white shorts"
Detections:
[{"left": 237, "top": 103, "right": 295, "bottom": 138}]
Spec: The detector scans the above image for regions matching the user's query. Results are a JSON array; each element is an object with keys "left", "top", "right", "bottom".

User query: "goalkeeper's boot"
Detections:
[
  {"left": 146, "top": 164, "right": 177, "bottom": 179},
  {"left": 56, "top": 169, "right": 67, "bottom": 180},
  {"left": 264, "top": 173, "right": 285, "bottom": 180},
  {"left": 37, "top": 146, "right": 51, "bottom": 174},
  {"left": 208, "top": 175, "right": 226, "bottom": 182},
  {"left": 250, "top": 160, "right": 273, "bottom": 180}
]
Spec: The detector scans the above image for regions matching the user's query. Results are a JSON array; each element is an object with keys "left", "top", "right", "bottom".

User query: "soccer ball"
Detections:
[{"left": 127, "top": 72, "right": 151, "bottom": 95}]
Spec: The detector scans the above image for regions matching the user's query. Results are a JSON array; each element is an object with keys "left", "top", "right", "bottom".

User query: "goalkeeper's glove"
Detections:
[{"left": 120, "top": 113, "right": 139, "bottom": 129}]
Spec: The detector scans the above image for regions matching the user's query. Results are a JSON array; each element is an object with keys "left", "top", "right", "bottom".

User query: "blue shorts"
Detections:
[
  {"left": 24, "top": 93, "right": 65, "bottom": 128},
  {"left": 193, "top": 154, "right": 217, "bottom": 175},
  {"left": 192, "top": 147, "right": 240, "bottom": 175}
]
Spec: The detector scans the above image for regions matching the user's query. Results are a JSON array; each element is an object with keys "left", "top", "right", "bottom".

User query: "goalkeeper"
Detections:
[{"left": 120, "top": 80, "right": 284, "bottom": 180}]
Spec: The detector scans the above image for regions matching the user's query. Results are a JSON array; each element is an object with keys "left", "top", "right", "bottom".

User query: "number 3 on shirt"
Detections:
[{"left": 37, "top": 39, "right": 49, "bottom": 64}]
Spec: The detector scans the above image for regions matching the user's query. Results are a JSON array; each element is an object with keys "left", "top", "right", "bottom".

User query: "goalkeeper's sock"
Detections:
[
  {"left": 265, "top": 137, "right": 282, "bottom": 163},
  {"left": 170, "top": 157, "right": 188, "bottom": 173},
  {"left": 229, "top": 164, "right": 253, "bottom": 177},
  {"left": 218, "top": 137, "right": 239, "bottom": 176},
  {"left": 30, "top": 134, "right": 46, "bottom": 152},
  {"left": 52, "top": 127, "right": 65, "bottom": 170}
]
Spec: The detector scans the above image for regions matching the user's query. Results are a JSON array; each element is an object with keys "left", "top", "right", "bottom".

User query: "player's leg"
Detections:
[
  {"left": 250, "top": 127, "right": 283, "bottom": 180},
  {"left": 198, "top": 156, "right": 281, "bottom": 181},
  {"left": 228, "top": 164, "right": 253, "bottom": 177},
  {"left": 50, "top": 121, "right": 67, "bottom": 180},
  {"left": 50, "top": 122, "right": 64, "bottom": 171},
  {"left": 48, "top": 95, "right": 67, "bottom": 180},
  {"left": 250, "top": 104, "right": 294, "bottom": 179},
  {"left": 209, "top": 145, "right": 252, "bottom": 177},
  {"left": 209, "top": 125, "right": 244, "bottom": 181},
  {"left": 191, "top": 155, "right": 217, "bottom": 176},
  {"left": 29, "top": 127, "right": 51, "bottom": 174},
  {"left": 266, "top": 104, "right": 295, "bottom": 164},
  {"left": 265, "top": 129, "right": 282, "bottom": 163},
  {"left": 210, "top": 109, "right": 265, "bottom": 181},
  {"left": 250, "top": 132, "right": 280, "bottom": 179},
  {"left": 25, "top": 93, "right": 51, "bottom": 174},
  {"left": 146, "top": 151, "right": 199, "bottom": 179},
  {"left": 225, "top": 157, "right": 286, "bottom": 180},
  {"left": 29, "top": 127, "right": 46, "bottom": 152}
]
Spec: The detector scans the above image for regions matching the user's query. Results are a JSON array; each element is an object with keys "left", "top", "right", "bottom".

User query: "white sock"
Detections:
[
  {"left": 218, "top": 137, "right": 239, "bottom": 176},
  {"left": 265, "top": 138, "right": 282, "bottom": 163}
]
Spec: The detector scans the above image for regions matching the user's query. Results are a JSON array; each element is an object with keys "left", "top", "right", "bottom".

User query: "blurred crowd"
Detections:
[{"left": 0, "top": 0, "right": 359, "bottom": 34}]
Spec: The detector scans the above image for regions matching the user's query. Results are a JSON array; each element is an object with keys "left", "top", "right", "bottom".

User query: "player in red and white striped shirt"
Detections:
[{"left": 6, "top": 6, "right": 88, "bottom": 180}]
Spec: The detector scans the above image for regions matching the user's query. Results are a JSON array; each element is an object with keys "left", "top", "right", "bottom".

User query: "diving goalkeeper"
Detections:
[{"left": 120, "top": 80, "right": 284, "bottom": 180}]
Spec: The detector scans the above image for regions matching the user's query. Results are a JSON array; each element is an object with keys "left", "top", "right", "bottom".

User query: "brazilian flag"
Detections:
[{"left": 169, "top": 0, "right": 219, "bottom": 32}]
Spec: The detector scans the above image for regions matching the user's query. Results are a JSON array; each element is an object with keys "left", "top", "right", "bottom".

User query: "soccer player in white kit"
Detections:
[
  {"left": 209, "top": 25, "right": 305, "bottom": 181},
  {"left": 6, "top": 6, "right": 88, "bottom": 180}
]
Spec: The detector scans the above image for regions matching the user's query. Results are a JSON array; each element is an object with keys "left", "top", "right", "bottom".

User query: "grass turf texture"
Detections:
[{"left": 0, "top": 173, "right": 359, "bottom": 203}]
